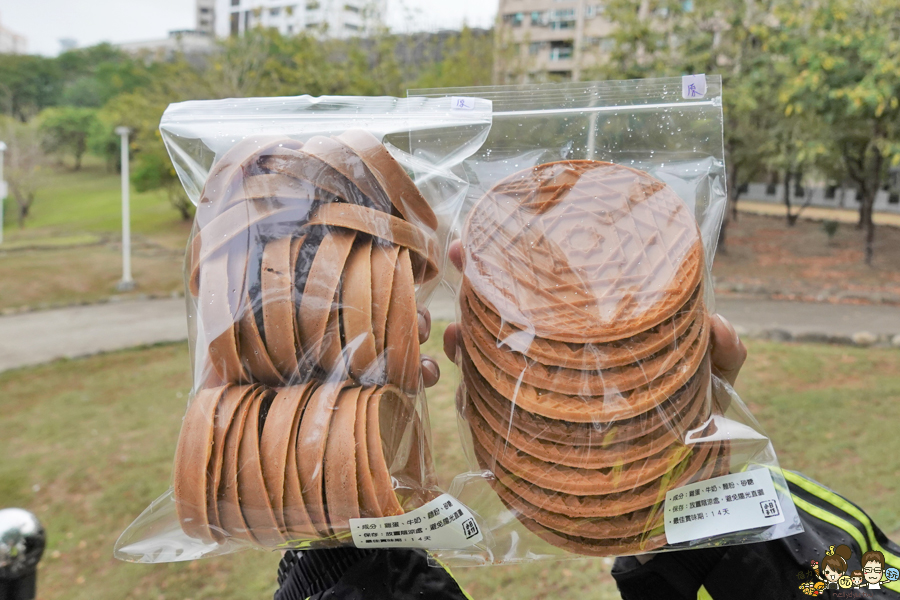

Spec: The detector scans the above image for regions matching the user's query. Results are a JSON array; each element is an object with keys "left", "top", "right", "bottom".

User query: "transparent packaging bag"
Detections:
[
  {"left": 409, "top": 76, "right": 803, "bottom": 565},
  {"left": 114, "top": 95, "right": 493, "bottom": 562}
]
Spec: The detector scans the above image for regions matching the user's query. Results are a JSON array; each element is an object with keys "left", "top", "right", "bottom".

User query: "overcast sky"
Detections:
[{"left": 0, "top": 0, "right": 499, "bottom": 56}]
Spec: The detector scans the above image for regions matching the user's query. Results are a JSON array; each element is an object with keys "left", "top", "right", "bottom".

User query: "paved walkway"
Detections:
[
  {"left": 738, "top": 200, "right": 900, "bottom": 227},
  {"left": 0, "top": 298, "right": 188, "bottom": 372},
  {"left": 0, "top": 295, "right": 897, "bottom": 372}
]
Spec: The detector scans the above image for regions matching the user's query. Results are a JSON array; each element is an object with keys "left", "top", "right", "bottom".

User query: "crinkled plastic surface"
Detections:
[
  {"left": 408, "top": 78, "right": 803, "bottom": 565},
  {"left": 115, "top": 96, "right": 492, "bottom": 562}
]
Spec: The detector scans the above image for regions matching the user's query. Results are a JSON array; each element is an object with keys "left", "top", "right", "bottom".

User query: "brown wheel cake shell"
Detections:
[
  {"left": 462, "top": 160, "right": 703, "bottom": 344},
  {"left": 354, "top": 387, "right": 383, "bottom": 518},
  {"left": 303, "top": 202, "right": 438, "bottom": 284},
  {"left": 334, "top": 129, "right": 439, "bottom": 231},
  {"left": 492, "top": 480, "right": 666, "bottom": 540},
  {"left": 217, "top": 385, "right": 262, "bottom": 543},
  {"left": 463, "top": 367, "right": 709, "bottom": 469},
  {"left": 196, "top": 136, "right": 303, "bottom": 229},
  {"left": 461, "top": 298, "right": 706, "bottom": 395},
  {"left": 258, "top": 146, "right": 368, "bottom": 206},
  {"left": 462, "top": 317, "right": 710, "bottom": 423},
  {"left": 319, "top": 291, "right": 349, "bottom": 379},
  {"left": 261, "top": 236, "right": 302, "bottom": 378},
  {"left": 259, "top": 384, "right": 313, "bottom": 541},
  {"left": 461, "top": 349, "right": 712, "bottom": 448},
  {"left": 300, "top": 135, "right": 394, "bottom": 214},
  {"left": 238, "top": 290, "right": 285, "bottom": 386},
  {"left": 236, "top": 386, "right": 282, "bottom": 546},
  {"left": 297, "top": 229, "right": 356, "bottom": 366},
  {"left": 189, "top": 196, "right": 314, "bottom": 296},
  {"left": 283, "top": 384, "right": 318, "bottom": 540},
  {"left": 462, "top": 277, "right": 703, "bottom": 370},
  {"left": 296, "top": 381, "right": 346, "bottom": 536},
  {"left": 518, "top": 512, "right": 668, "bottom": 557},
  {"left": 384, "top": 248, "right": 420, "bottom": 393},
  {"left": 341, "top": 239, "right": 378, "bottom": 379},
  {"left": 482, "top": 438, "right": 726, "bottom": 519},
  {"left": 200, "top": 249, "right": 245, "bottom": 384},
  {"left": 173, "top": 385, "right": 230, "bottom": 543},
  {"left": 366, "top": 385, "right": 413, "bottom": 517},
  {"left": 206, "top": 385, "right": 250, "bottom": 540},
  {"left": 370, "top": 243, "right": 400, "bottom": 358},
  {"left": 324, "top": 386, "right": 364, "bottom": 533},
  {"left": 467, "top": 400, "right": 699, "bottom": 496}
]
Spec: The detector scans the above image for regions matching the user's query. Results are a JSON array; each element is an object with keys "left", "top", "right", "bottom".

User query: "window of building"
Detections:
[
  {"left": 600, "top": 38, "right": 616, "bottom": 51},
  {"left": 306, "top": 21, "right": 320, "bottom": 28},
  {"left": 270, "top": 7, "right": 281, "bottom": 16},
  {"left": 529, "top": 41, "right": 543, "bottom": 55},
  {"left": 200, "top": 7, "right": 210, "bottom": 13},
  {"left": 200, "top": 18, "right": 209, "bottom": 26},
  {"left": 307, "top": 1, "right": 320, "bottom": 9},
  {"left": 287, "top": 24, "right": 293, "bottom": 34},
  {"left": 345, "top": 22, "right": 360, "bottom": 30},
  {"left": 549, "top": 41, "right": 574, "bottom": 60},
  {"left": 230, "top": 12, "right": 240, "bottom": 35},
  {"left": 530, "top": 11, "right": 546, "bottom": 25},
  {"left": 244, "top": 9, "right": 251, "bottom": 29},
  {"left": 502, "top": 12, "right": 525, "bottom": 27},
  {"left": 344, "top": 3, "right": 360, "bottom": 13},
  {"left": 549, "top": 8, "right": 575, "bottom": 29},
  {"left": 231, "top": 0, "right": 239, "bottom": 6},
  {"left": 286, "top": 5, "right": 295, "bottom": 15}
]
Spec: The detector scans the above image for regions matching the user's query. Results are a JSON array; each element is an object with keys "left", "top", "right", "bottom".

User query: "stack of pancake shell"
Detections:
[
  {"left": 174, "top": 130, "right": 438, "bottom": 545},
  {"left": 459, "top": 160, "right": 730, "bottom": 557}
]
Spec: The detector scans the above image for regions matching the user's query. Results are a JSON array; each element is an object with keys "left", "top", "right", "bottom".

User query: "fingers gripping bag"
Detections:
[
  {"left": 408, "top": 76, "right": 802, "bottom": 565},
  {"left": 114, "top": 96, "right": 493, "bottom": 562}
]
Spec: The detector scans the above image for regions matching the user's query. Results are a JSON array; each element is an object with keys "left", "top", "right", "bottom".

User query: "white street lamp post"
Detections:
[
  {"left": 115, "top": 127, "right": 135, "bottom": 291},
  {"left": 0, "top": 141, "right": 7, "bottom": 246}
]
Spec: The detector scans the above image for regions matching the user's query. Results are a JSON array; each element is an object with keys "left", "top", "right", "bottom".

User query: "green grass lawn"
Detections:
[
  {"left": 0, "top": 158, "right": 190, "bottom": 311},
  {"left": 3, "top": 157, "right": 184, "bottom": 239},
  {"left": 1, "top": 332, "right": 898, "bottom": 599}
]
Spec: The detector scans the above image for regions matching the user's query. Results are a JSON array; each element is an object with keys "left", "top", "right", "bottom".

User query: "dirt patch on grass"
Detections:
[{"left": 714, "top": 213, "right": 900, "bottom": 301}]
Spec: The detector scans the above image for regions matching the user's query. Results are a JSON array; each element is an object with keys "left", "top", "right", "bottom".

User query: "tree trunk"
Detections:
[
  {"left": 783, "top": 170, "right": 798, "bottom": 226},
  {"left": 728, "top": 160, "right": 741, "bottom": 223},
  {"left": 858, "top": 193, "right": 867, "bottom": 229},
  {"left": 865, "top": 207, "right": 876, "bottom": 265},
  {"left": 16, "top": 194, "right": 31, "bottom": 228}
]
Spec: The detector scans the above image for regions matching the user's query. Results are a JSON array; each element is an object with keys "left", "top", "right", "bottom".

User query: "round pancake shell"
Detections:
[{"left": 462, "top": 160, "right": 703, "bottom": 343}]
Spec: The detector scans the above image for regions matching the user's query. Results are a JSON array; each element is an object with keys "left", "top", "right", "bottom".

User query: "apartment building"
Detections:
[
  {"left": 213, "top": 0, "right": 387, "bottom": 39},
  {"left": 495, "top": 0, "right": 616, "bottom": 82},
  {"left": 0, "top": 11, "right": 27, "bottom": 54},
  {"left": 197, "top": 0, "right": 217, "bottom": 35}
]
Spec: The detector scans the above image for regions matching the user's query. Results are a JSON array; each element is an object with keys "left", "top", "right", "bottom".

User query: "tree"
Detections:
[
  {"left": 594, "top": 0, "right": 786, "bottom": 249},
  {"left": 409, "top": 27, "right": 495, "bottom": 89},
  {"left": 0, "top": 54, "right": 63, "bottom": 120},
  {"left": 1, "top": 117, "right": 45, "bottom": 226},
  {"left": 56, "top": 44, "right": 150, "bottom": 108},
  {"left": 38, "top": 106, "right": 99, "bottom": 170},
  {"left": 769, "top": 0, "right": 900, "bottom": 264}
]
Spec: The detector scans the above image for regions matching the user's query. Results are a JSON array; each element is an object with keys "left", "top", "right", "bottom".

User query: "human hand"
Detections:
[
  {"left": 442, "top": 240, "right": 748, "bottom": 386},
  {"left": 417, "top": 303, "right": 440, "bottom": 388}
]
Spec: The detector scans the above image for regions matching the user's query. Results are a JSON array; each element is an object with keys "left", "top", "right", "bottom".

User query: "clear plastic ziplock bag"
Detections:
[
  {"left": 114, "top": 95, "right": 493, "bottom": 562},
  {"left": 409, "top": 76, "right": 803, "bottom": 565}
]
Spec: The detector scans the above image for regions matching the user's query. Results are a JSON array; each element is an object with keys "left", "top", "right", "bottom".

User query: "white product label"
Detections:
[
  {"left": 349, "top": 494, "right": 483, "bottom": 550},
  {"left": 664, "top": 468, "right": 784, "bottom": 544},
  {"left": 450, "top": 96, "right": 476, "bottom": 110},
  {"left": 682, "top": 74, "right": 707, "bottom": 99}
]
